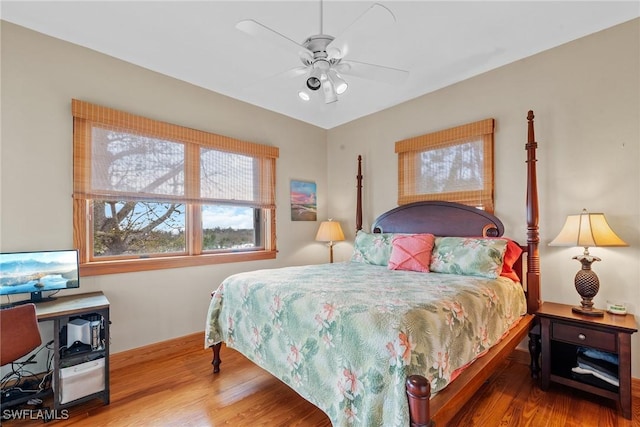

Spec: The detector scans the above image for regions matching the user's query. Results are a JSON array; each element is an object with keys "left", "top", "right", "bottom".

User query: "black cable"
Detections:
[{"left": 0, "top": 340, "right": 55, "bottom": 394}]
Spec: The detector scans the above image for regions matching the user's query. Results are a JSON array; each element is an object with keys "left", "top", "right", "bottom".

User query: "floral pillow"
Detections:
[
  {"left": 351, "top": 231, "right": 395, "bottom": 266},
  {"left": 429, "top": 237, "right": 508, "bottom": 279},
  {"left": 476, "top": 237, "right": 524, "bottom": 282},
  {"left": 388, "top": 234, "right": 435, "bottom": 272}
]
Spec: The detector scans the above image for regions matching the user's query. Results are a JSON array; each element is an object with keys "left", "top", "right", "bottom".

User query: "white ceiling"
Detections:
[{"left": 2, "top": 1, "right": 638, "bottom": 129}]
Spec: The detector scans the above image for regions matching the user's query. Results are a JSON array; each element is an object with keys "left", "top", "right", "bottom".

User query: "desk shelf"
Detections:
[{"left": 35, "top": 292, "right": 110, "bottom": 410}]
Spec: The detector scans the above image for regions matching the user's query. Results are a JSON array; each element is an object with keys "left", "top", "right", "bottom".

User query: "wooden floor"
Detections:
[{"left": 3, "top": 333, "right": 639, "bottom": 426}]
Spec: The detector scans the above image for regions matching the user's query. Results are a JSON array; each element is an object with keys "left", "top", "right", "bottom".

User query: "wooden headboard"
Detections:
[
  {"left": 371, "top": 200, "right": 505, "bottom": 237},
  {"left": 368, "top": 199, "right": 525, "bottom": 292}
]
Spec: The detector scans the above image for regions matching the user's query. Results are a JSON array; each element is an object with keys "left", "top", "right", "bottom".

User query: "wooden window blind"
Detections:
[
  {"left": 72, "top": 99, "right": 279, "bottom": 275},
  {"left": 396, "top": 118, "right": 495, "bottom": 212}
]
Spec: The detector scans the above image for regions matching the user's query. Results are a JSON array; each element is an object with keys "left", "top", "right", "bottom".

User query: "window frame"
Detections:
[
  {"left": 72, "top": 99, "right": 278, "bottom": 276},
  {"left": 395, "top": 118, "right": 495, "bottom": 212}
]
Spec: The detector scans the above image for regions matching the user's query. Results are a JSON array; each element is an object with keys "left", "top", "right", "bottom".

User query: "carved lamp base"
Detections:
[{"left": 572, "top": 254, "right": 604, "bottom": 317}]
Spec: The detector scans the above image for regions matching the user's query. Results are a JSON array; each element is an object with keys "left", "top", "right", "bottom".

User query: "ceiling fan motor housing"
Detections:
[
  {"left": 303, "top": 35, "right": 334, "bottom": 57},
  {"left": 302, "top": 35, "right": 339, "bottom": 91}
]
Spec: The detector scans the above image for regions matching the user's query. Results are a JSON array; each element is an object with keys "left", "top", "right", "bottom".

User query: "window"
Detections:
[
  {"left": 396, "top": 118, "right": 495, "bottom": 212},
  {"left": 72, "top": 100, "right": 278, "bottom": 276}
]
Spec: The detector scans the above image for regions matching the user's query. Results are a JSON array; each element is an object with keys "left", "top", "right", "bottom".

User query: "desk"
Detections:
[{"left": 35, "top": 292, "right": 110, "bottom": 410}]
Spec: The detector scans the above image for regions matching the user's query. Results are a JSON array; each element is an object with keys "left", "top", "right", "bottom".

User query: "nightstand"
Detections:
[{"left": 537, "top": 301, "right": 637, "bottom": 419}]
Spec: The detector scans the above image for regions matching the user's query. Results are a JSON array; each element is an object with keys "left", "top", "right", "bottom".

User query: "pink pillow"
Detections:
[{"left": 388, "top": 234, "right": 435, "bottom": 272}]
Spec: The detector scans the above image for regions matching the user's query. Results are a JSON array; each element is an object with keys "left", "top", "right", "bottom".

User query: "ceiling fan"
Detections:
[{"left": 236, "top": 1, "right": 409, "bottom": 104}]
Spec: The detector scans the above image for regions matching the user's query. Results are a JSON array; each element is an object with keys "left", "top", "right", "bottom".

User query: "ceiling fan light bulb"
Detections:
[
  {"left": 330, "top": 71, "right": 348, "bottom": 94},
  {"left": 306, "top": 68, "right": 323, "bottom": 91},
  {"left": 298, "top": 79, "right": 312, "bottom": 101},
  {"left": 306, "top": 76, "right": 321, "bottom": 90},
  {"left": 298, "top": 90, "right": 311, "bottom": 101}
]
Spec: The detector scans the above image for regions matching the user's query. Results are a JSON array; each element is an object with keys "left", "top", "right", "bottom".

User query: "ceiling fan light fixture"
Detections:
[
  {"left": 306, "top": 68, "right": 322, "bottom": 91},
  {"left": 329, "top": 70, "right": 348, "bottom": 95},
  {"left": 298, "top": 88, "right": 311, "bottom": 101},
  {"left": 321, "top": 75, "right": 338, "bottom": 104},
  {"left": 299, "top": 74, "right": 313, "bottom": 101},
  {"left": 238, "top": 2, "right": 407, "bottom": 107},
  {"left": 306, "top": 77, "right": 321, "bottom": 91}
]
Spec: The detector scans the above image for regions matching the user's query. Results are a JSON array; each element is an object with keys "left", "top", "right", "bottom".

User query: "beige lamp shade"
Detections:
[
  {"left": 315, "top": 220, "right": 345, "bottom": 243},
  {"left": 316, "top": 220, "right": 344, "bottom": 263},
  {"left": 549, "top": 209, "right": 627, "bottom": 317},
  {"left": 549, "top": 209, "right": 627, "bottom": 248}
]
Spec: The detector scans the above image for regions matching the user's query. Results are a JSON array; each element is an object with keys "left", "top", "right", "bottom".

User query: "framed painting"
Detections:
[{"left": 290, "top": 180, "right": 317, "bottom": 221}]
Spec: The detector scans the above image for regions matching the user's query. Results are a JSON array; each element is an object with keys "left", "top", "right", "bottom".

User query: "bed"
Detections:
[{"left": 205, "top": 111, "right": 542, "bottom": 426}]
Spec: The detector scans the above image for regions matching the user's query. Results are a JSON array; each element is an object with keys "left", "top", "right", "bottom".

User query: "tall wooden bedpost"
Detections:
[
  {"left": 525, "top": 111, "right": 541, "bottom": 314},
  {"left": 356, "top": 155, "right": 363, "bottom": 232},
  {"left": 526, "top": 110, "right": 542, "bottom": 379}
]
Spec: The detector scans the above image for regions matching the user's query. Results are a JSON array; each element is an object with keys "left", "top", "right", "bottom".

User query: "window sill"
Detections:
[{"left": 79, "top": 251, "right": 277, "bottom": 276}]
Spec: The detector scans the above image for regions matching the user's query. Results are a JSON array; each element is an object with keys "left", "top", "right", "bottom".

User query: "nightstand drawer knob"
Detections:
[{"left": 578, "top": 333, "right": 586, "bottom": 340}]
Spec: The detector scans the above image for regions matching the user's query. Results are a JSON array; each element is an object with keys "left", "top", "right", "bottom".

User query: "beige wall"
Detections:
[
  {"left": 327, "top": 18, "right": 640, "bottom": 376},
  {"left": 2, "top": 17, "right": 639, "bottom": 379},
  {"left": 0, "top": 21, "right": 328, "bottom": 354}
]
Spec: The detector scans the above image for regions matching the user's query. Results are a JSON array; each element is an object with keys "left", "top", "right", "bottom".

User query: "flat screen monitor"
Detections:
[{"left": 0, "top": 249, "right": 79, "bottom": 306}]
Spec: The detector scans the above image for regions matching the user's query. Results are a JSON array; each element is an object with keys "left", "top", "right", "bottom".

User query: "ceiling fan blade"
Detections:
[
  {"left": 336, "top": 60, "right": 409, "bottom": 85},
  {"left": 236, "top": 19, "right": 313, "bottom": 61},
  {"left": 242, "top": 66, "right": 309, "bottom": 90},
  {"left": 281, "top": 66, "right": 310, "bottom": 79},
  {"left": 326, "top": 3, "right": 396, "bottom": 60}
]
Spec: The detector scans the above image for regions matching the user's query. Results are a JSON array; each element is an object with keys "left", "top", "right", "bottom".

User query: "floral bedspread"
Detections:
[{"left": 205, "top": 262, "right": 526, "bottom": 427}]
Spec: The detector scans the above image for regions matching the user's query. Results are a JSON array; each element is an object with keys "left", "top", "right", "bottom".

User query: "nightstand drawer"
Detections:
[{"left": 552, "top": 323, "right": 616, "bottom": 352}]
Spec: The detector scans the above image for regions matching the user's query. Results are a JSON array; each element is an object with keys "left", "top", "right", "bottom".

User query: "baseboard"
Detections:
[{"left": 110, "top": 331, "right": 203, "bottom": 371}]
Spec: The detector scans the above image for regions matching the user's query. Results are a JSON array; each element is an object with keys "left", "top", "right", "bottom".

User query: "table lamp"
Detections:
[
  {"left": 549, "top": 209, "right": 627, "bottom": 316},
  {"left": 315, "top": 219, "right": 345, "bottom": 263}
]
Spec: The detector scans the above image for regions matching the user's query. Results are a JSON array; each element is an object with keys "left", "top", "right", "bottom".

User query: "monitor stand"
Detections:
[{"left": 30, "top": 291, "right": 58, "bottom": 304}]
